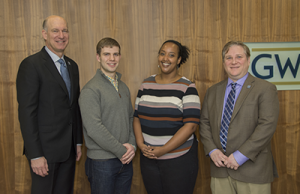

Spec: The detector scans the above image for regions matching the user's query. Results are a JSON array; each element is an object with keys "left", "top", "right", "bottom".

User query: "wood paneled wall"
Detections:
[{"left": 1, "top": 0, "right": 299, "bottom": 193}]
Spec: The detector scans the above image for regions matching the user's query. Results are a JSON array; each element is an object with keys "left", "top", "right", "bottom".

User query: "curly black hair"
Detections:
[{"left": 159, "top": 40, "right": 190, "bottom": 68}]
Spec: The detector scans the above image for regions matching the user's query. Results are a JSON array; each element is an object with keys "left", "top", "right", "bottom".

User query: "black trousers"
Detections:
[
  {"left": 29, "top": 146, "right": 76, "bottom": 194},
  {"left": 140, "top": 137, "right": 199, "bottom": 194}
]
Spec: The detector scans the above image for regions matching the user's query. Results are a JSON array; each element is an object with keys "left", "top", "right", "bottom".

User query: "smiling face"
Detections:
[
  {"left": 42, "top": 16, "right": 69, "bottom": 58},
  {"left": 223, "top": 45, "right": 250, "bottom": 82},
  {"left": 158, "top": 42, "right": 181, "bottom": 75},
  {"left": 97, "top": 46, "right": 121, "bottom": 77}
]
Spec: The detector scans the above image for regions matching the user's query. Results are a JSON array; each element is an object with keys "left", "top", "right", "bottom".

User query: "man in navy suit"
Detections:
[{"left": 16, "top": 15, "right": 82, "bottom": 194}]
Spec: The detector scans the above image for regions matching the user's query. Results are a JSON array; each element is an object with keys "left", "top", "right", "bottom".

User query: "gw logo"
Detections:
[{"left": 251, "top": 53, "right": 300, "bottom": 79}]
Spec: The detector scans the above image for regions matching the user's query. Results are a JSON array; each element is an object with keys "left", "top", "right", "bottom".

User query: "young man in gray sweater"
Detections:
[{"left": 79, "top": 37, "right": 136, "bottom": 194}]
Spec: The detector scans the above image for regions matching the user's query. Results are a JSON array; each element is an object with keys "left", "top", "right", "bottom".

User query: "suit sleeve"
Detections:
[
  {"left": 16, "top": 59, "right": 44, "bottom": 159},
  {"left": 73, "top": 64, "right": 83, "bottom": 145},
  {"left": 199, "top": 88, "right": 218, "bottom": 156},
  {"left": 238, "top": 83, "right": 279, "bottom": 162},
  {"left": 75, "top": 105, "right": 83, "bottom": 145}
]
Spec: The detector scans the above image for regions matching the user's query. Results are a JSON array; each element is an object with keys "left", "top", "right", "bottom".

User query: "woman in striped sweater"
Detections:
[{"left": 133, "top": 40, "right": 201, "bottom": 194}]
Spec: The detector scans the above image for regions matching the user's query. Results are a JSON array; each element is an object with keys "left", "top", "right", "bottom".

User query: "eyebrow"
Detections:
[
  {"left": 51, "top": 28, "right": 68, "bottom": 31},
  {"left": 103, "top": 52, "right": 119, "bottom": 54},
  {"left": 226, "top": 53, "right": 244, "bottom": 56},
  {"left": 160, "top": 50, "right": 175, "bottom": 54}
]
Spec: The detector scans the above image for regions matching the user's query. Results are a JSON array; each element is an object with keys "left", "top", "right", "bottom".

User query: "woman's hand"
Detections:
[
  {"left": 139, "top": 144, "right": 157, "bottom": 159},
  {"left": 148, "top": 146, "right": 166, "bottom": 158}
]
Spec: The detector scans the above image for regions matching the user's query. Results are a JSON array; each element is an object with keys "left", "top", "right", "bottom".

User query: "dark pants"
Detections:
[
  {"left": 29, "top": 147, "right": 76, "bottom": 194},
  {"left": 85, "top": 157, "right": 133, "bottom": 194},
  {"left": 140, "top": 137, "right": 199, "bottom": 194}
]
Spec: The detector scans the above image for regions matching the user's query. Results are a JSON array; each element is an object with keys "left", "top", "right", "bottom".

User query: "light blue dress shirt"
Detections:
[{"left": 209, "top": 73, "right": 249, "bottom": 166}]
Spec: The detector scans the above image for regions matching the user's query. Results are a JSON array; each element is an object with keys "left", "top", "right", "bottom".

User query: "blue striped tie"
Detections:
[
  {"left": 220, "top": 83, "right": 236, "bottom": 152},
  {"left": 58, "top": 59, "right": 71, "bottom": 99}
]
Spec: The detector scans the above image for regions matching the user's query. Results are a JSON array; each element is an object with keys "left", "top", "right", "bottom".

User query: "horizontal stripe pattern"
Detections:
[{"left": 134, "top": 75, "right": 201, "bottom": 159}]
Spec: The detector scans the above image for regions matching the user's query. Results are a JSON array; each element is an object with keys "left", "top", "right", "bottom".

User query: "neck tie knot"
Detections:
[
  {"left": 58, "top": 59, "right": 66, "bottom": 67},
  {"left": 231, "top": 82, "right": 237, "bottom": 90}
]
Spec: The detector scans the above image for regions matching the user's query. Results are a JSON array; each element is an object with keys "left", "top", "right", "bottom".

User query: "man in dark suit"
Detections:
[
  {"left": 16, "top": 15, "right": 82, "bottom": 194},
  {"left": 200, "top": 41, "right": 279, "bottom": 194}
]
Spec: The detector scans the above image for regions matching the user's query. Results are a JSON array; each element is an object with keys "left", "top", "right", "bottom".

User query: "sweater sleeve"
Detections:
[
  {"left": 79, "top": 88, "right": 127, "bottom": 159},
  {"left": 182, "top": 83, "right": 201, "bottom": 124},
  {"left": 134, "top": 83, "right": 144, "bottom": 117},
  {"left": 127, "top": 89, "right": 136, "bottom": 147}
]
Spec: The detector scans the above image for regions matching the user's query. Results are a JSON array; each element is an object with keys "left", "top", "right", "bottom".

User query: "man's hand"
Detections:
[
  {"left": 224, "top": 154, "right": 239, "bottom": 170},
  {"left": 120, "top": 143, "right": 136, "bottom": 164},
  {"left": 31, "top": 157, "right": 49, "bottom": 177},
  {"left": 210, "top": 149, "right": 228, "bottom": 168},
  {"left": 76, "top": 145, "right": 82, "bottom": 161}
]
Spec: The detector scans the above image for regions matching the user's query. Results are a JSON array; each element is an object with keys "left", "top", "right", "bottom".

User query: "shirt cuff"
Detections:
[
  {"left": 233, "top": 150, "right": 249, "bottom": 166},
  {"left": 131, "top": 144, "right": 136, "bottom": 152},
  {"left": 209, "top": 149, "right": 218, "bottom": 156},
  {"left": 31, "top": 157, "right": 42, "bottom": 160}
]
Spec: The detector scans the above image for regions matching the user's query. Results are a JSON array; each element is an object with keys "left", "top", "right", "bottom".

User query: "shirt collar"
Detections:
[
  {"left": 45, "top": 46, "right": 64, "bottom": 62},
  {"left": 105, "top": 74, "right": 118, "bottom": 81},
  {"left": 227, "top": 73, "right": 249, "bottom": 87},
  {"left": 98, "top": 69, "right": 122, "bottom": 81}
]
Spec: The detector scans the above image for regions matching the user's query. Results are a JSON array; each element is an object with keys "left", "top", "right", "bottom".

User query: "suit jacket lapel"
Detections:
[
  {"left": 231, "top": 74, "right": 255, "bottom": 121},
  {"left": 216, "top": 80, "right": 228, "bottom": 130},
  {"left": 41, "top": 48, "right": 70, "bottom": 98}
]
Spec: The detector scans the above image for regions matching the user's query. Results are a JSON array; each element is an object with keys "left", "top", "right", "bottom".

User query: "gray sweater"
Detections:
[{"left": 79, "top": 69, "right": 136, "bottom": 159}]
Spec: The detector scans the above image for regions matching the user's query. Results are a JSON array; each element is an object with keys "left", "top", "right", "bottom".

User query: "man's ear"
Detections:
[
  {"left": 96, "top": 54, "right": 101, "bottom": 62},
  {"left": 42, "top": 29, "right": 47, "bottom": 41}
]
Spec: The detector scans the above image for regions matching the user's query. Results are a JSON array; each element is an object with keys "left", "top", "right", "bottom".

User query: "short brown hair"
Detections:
[
  {"left": 222, "top": 41, "right": 250, "bottom": 61},
  {"left": 96, "top": 37, "right": 121, "bottom": 55}
]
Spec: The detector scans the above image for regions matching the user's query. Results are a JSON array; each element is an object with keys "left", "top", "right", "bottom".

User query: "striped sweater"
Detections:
[{"left": 134, "top": 75, "right": 201, "bottom": 159}]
